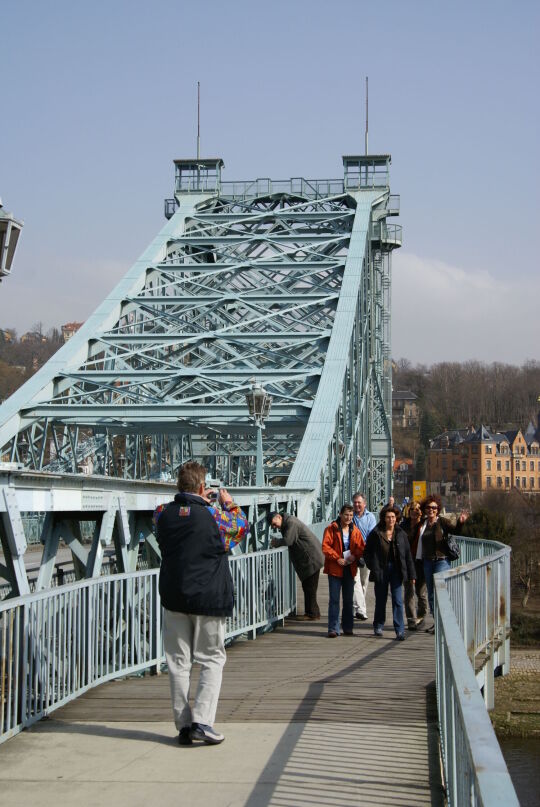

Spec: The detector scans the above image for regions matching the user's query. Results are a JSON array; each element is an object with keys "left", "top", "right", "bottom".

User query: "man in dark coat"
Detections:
[
  {"left": 154, "top": 461, "right": 247, "bottom": 746},
  {"left": 268, "top": 511, "right": 324, "bottom": 620}
]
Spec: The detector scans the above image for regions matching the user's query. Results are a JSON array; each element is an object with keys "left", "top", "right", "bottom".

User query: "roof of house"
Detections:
[
  {"left": 393, "top": 458, "right": 413, "bottom": 471},
  {"left": 430, "top": 429, "right": 469, "bottom": 449},
  {"left": 524, "top": 421, "right": 540, "bottom": 445},
  {"left": 61, "top": 321, "right": 83, "bottom": 330},
  {"left": 465, "top": 424, "right": 495, "bottom": 443},
  {"left": 392, "top": 390, "right": 418, "bottom": 402}
]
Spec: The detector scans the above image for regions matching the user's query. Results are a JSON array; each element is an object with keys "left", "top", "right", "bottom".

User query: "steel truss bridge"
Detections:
[
  {"left": 0, "top": 153, "right": 518, "bottom": 803},
  {"left": 0, "top": 154, "right": 399, "bottom": 523}
]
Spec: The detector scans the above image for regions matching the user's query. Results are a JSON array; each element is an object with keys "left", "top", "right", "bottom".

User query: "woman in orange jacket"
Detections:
[{"left": 322, "top": 504, "right": 365, "bottom": 637}]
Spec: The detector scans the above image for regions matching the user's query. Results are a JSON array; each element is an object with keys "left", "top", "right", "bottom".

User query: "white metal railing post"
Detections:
[
  {"left": 501, "top": 554, "right": 511, "bottom": 675},
  {"left": 250, "top": 553, "right": 257, "bottom": 640},
  {"left": 484, "top": 562, "right": 495, "bottom": 709}
]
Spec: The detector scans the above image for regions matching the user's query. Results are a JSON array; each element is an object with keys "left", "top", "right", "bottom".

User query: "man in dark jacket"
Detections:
[
  {"left": 268, "top": 511, "right": 324, "bottom": 620},
  {"left": 154, "top": 461, "right": 247, "bottom": 746}
]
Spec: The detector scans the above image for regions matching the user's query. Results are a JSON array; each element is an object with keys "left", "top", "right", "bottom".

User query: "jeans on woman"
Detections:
[
  {"left": 328, "top": 571, "right": 355, "bottom": 634},
  {"left": 423, "top": 558, "right": 451, "bottom": 615},
  {"left": 373, "top": 560, "right": 404, "bottom": 637}
]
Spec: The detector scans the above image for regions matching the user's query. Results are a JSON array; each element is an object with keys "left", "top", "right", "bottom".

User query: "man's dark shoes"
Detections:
[
  {"left": 355, "top": 612, "right": 368, "bottom": 621},
  {"left": 407, "top": 621, "right": 417, "bottom": 631},
  {"left": 327, "top": 630, "right": 338, "bottom": 638},
  {"left": 374, "top": 628, "right": 383, "bottom": 637},
  {"left": 396, "top": 633, "right": 405, "bottom": 641},
  {"left": 191, "top": 722, "right": 225, "bottom": 744},
  {"left": 178, "top": 726, "right": 192, "bottom": 745},
  {"left": 343, "top": 631, "right": 354, "bottom": 636}
]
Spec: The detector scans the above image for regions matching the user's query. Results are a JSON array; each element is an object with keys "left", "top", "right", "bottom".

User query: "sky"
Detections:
[{"left": 1, "top": 0, "right": 539, "bottom": 365}]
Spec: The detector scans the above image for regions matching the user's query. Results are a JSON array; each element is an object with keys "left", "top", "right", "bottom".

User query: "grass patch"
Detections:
[{"left": 511, "top": 611, "right": 540, "bottom": 647}]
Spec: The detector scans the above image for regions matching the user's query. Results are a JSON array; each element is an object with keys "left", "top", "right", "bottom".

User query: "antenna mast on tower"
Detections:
[
  {"left": 365, "top": 76, "right": 369, "bottom": 156},
  {"left": 197, "top": 81, "right": 201, "bottom": 159}
]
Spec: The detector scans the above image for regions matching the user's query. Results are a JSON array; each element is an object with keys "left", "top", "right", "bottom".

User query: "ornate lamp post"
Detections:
[{"left": 245, "top": 380, "right": 272, "bottom": 486}]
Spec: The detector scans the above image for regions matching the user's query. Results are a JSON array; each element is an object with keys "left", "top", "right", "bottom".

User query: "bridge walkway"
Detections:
[{"left": 0, "top": 586, "right": 444, "bottom": 807}]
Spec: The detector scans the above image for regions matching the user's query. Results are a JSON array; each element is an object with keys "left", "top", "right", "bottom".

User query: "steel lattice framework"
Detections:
[{"left": 0, "top": 155, "right": 400, "bottom": 518}]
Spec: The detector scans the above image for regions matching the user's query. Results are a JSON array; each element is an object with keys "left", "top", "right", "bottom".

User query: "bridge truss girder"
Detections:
[{"left": 0, "top": 156, "right": 400, "bottom": 518}]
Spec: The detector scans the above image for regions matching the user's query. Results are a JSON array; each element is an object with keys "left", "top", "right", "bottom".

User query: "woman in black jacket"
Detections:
[{"left": 364, "top": 505, "right": 416, "bottom": 640}]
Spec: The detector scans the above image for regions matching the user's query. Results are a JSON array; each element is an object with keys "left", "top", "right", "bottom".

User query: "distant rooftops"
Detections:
[
  {"left": 392, "top": 390, "right": 418, "bottom": 401},
  {"left": 430, "top": 418, "right": 540, "bottom": 450}
]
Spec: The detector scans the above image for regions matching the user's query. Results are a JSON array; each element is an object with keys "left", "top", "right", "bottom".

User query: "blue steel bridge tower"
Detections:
[{"left": 0, "top": 155, "right": 401, "bottom": 520}]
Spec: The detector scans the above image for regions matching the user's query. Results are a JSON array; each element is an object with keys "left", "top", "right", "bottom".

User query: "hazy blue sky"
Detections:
[{"left": 1, "top": 0, "right": 538, "bottom": 363}]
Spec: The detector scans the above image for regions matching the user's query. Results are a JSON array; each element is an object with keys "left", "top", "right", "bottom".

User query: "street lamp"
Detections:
[
  {"left": 0, "top": 200, "right": 23, "bottom": 281},
  {"left": 245, "top": 380, "right": 272, "bottom": 486}
]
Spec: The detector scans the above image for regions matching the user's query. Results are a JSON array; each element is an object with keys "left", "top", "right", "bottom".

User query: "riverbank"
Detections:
[{"left": 491, "top": 649, "right": 540, "bottom": 739}]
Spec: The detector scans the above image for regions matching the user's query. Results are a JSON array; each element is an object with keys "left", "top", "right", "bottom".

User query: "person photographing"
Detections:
[{"left": 153, "top": 461, "right": 248, "bottom": 746}]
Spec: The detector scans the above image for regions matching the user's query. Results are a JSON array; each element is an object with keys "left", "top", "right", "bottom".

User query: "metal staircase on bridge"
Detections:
[{"left": 0, "top": 154, "right": 401, "bottom": 522}]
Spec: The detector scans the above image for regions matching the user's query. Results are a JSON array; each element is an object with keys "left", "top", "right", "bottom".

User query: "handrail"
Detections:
[
  {"left": 0, "top": 547, "right": 296, "bottom": 744},
  {"left": 434, "top": 536, "right": 518, "bottom": 805}
]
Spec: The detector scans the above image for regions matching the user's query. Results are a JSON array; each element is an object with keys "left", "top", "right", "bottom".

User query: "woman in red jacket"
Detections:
[{"left": 322, "top": 504, "right": 365, "bottom": 637}]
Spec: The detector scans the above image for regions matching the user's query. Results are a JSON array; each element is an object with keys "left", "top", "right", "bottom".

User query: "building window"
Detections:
[
  {"left": 531, "top": 478, "right": 535, "bottom": 488},
  {"left": 505, "top": 461, "right": 510, "bottom": 471},
  {"left": 472, "top": 459, "right": 478, "bottom": 469},
  {"left": 497, "top": 460, "right": 501, "bottom": 471},
  {"left": 516, "top": 478, "right": 520, "bottom": 488},
  {"left": 486, "top": 477, "right": 492, "bottom": 487},
  {"left": 497, "top": 477, "right": 502, "bottom": 488},
  {"left": 522, "top": 477, "right": 527, "bottom": 487},
  {"left": 486, "top": 460, "right": 492, "bottom": 470},
  {"left": 516, "top": 461, "right": 520, "bottom": 470},
  {"left": 485, "top": 445, "right": 492, "bottom": 454},
  {"left": 472, "top": 445, "right": 478, "bottom": 454},
  {"left": 505, "top": 477, "right": 510, "bottom": 487},
  {"left": 531, "top": 461, "right": 534, "bottom": 471}
]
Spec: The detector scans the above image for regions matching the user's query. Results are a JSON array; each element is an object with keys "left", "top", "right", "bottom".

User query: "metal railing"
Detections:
[
  {"left": 434, "top": 536, "right": 518, "bottom": 806},
  {"left": 219, "top": 178, "right": 345, "bottom": 201},
  {"left": 371, "top": 222, "right": 403, "bottom": 246},
  {"left": 166, "top": 182, "right": 399, "bottom": 213},
  {"left": 0, "top": 547, "right": 296, "bottom": 744}
]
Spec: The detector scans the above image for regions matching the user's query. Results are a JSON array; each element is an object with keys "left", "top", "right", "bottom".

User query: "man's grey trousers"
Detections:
[{"left": 163, "top": 609, "right": 226, "bottom": 730}]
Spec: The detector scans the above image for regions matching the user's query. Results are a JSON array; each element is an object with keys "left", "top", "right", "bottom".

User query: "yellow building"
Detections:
[{"left": 427, "top": 421, "right": 540, "bottom": 494}]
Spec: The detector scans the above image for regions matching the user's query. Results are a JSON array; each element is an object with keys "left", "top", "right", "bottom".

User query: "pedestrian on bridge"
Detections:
[
  {"left": 352, "top": 493, "right": 376, "bottom": 621},
  {"left": 416, "top": 495, "right": 468, "bottom": 633},
  {"left": 401, "top": 500, "right": 428, "bottom": 631},
  {"left": 153, "top": 461, "right": 248, "bottom": 746},
  {"left": 363, "top": 505, "right": 416, "bottom": 640},
  {"left": 268, "top": 511, "right": 324, "bottom": 620},
  {"left": 322, "top": 504, "right": 365, "bottom": 637}
]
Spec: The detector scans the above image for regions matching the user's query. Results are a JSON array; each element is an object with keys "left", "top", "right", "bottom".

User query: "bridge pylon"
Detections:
[{"left": 0, "top": 154, "right": 401, "bottom": 518}]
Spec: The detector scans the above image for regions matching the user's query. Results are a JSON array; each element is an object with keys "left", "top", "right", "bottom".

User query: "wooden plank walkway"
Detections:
[{"left": 1, "top": 583, "right": 444, "bottom": 807}]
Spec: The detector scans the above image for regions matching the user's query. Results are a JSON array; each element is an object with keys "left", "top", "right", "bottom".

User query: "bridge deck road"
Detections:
[{"left": 0, "top": 584, "right": 444, "bottom": 807}]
